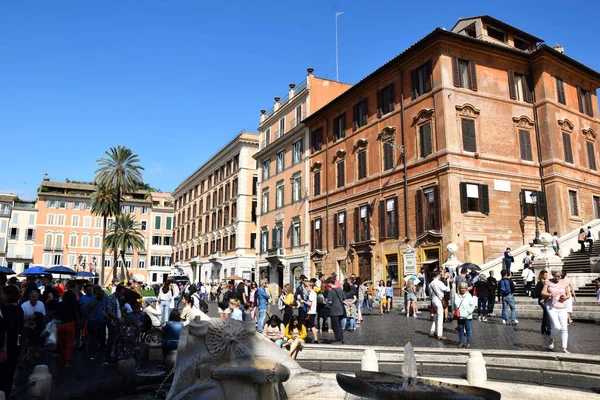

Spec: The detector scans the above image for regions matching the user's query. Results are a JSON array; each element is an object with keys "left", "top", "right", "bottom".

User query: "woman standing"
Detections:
[
  {"left": 503, "top": 248, "right": 514, "bottom": 276},
  {"left": 542, "top": 269, "right": 571, "bottom": 353},
  {"left": 235, "top": 282, "right": 247, "bottom": 311},
  {"left": 454, "top": 282, "right": 475, "bottom": 348},
  {"left": 404, "top": 278, "right": 418, "bottom": 317},
  {"left": 56, "top": 280, "right": 80, "bottom": 368},
  {"left": 376, "top": 280, "right": 387, "bottom": 315},
  {"left": 428, "top": 269, "right": 450, "bottom": 341},
  {"left": 0, "top": 285, "right": 24, "bottom": 395},
  {"left": 356, "top": 277, "right": 365, "bottom": 324},
  {"left": 282, "top": 284, "right": 295, "bottom": 326},
  {"left": 535, "top": 270, "right": 551, "bottom": 335},
  {"left": 385, "top": 281, "right": 394, "bottom": 314},
  {"left": 474, "top": 274, "right": 489, "bottom": 321},
  {"left": 158, "top": 283, "right": 173, "bottom": 324},
  {"left": 217, "top": 281, "right": 233, "bottom": 319},
  {"left": 248, "top": 282, "right": 258, "bottom": 305},
  {"left": 578, "top": 228, "right": 586, "bottom": 252},
  {"left": 341, "top": 282, "right": 357, "bottom": 332}
]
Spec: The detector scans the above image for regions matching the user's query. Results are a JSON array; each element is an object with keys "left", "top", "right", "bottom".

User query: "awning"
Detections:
[{"left": 418, "top": 258, "right": 439, "bottom": 265}]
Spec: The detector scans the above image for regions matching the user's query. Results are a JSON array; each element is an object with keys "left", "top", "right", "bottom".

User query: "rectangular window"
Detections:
[
  {"left": 28, "top": 214, "right": 35, "bottom": 226},
  {"left": 71, "top": 215, "right": 79, "bottom": 227},
  {"left": 508, "top": 71, "right": 532, "bottom": 102},
  {"left": 313, "top": 170, "right": 321, "bottom": 196},
  {"left": 333, "top": 113, "right": 346, "bottom": 141},
  {"left": 138, "top": 259, "right": 146, "bottom": 269},
  {"left": 563, "top": 132, "right": 573, "bottom": 164},
  {"left": 452, "top": 58, "right": 477, "bottom": 90},
  {"left": 459, "top": 183, "right": 490, "bottom": 214},
  {"left": 385, "top": 198, "right": 398, "bottom": 238},
  {"left": 57, "top": 214, "right": 65, "bottom": 226},
  {"left": 417, "top": 187, "right": 440, "bottom": 233},
  {"left": 578, "top": 87, "right": 594, "bottom": 117},
  {"left": 311, "top": 128, "right": 323, "bottom": 152},
  {"left": 69, "top": 234, "right": 77, "bottom": 247},
  {"left": 291, "top": 219, "right": 301, "bottom": 248},
  {"left": 587, "top": 142, "right": 597, "bottom": 171},
  {"left": 383, "top": 141, "right": 394, "bottom": 171},
  {"left": 0, "top": 220, "right": 6, "bottom": 234},
  {"left": 154, "top": 216, "right": 161, "bottom": 230},
  {"left": 292, "top": 175, "right": 301, "bottom": 202},
  {"left": 520, "top": 190, "right": 542, "bottom": 217},
  {"left": 262, "top": 191, "right": 269, "bottom": 213},
  {"left": 353, "top": 99, "right": 368, "bottom": 129},
  {"left": 377, "top": 83, "right": 395, "bottom": 116},
  {"left": 594, "top": 195, "right": 600, "bottom": 219},
  {"left": 276, "top": 150, "right": 285, "bottom": 173},
  {"left": 260, "top": 229, "right": 269, "bottom": 253},
  {"left": 83, "top": 216, "right": 91, "bottom": 228},
  {"left": 152, "top": 236, "right": 161, "bottom": 245},
  {"left": 519, "top": 129, "right": 533, "bottom": 161},
  {"left": 336, "top": 161, "right": 345, "bottom": 188},
  {"left": 53, "top": 254, "right": 62, "bottom": 265},
  {"left": 81, "top": 235, "right": 89, "bottom": 248},
  {"left": 357, "top": 151, "right": 367, "bottom": 179},
  {"left": 334, "top": 211, "right": 346, "bottom": 247},
  {"left": 419, "top": 122, "right": 433, "bottom": 157},
  {"left": 569, "top": 190, "right": 578, "bottom": 216},
  {"left": 25, "top": 228, "right": 34, "bottom": 241},
  {"left": 249, "top": 232, "right": 256, "bottom": 249},
  {"left": 355, "top": 205, "right": 370, "bottom": 242},
  {"left": 461, "top": 118, "right": 477, "bottom": 152},
  {"left": 265, "top": 128, "right": 271, "bottom": 146},
  {"left": 411, "top": 61, "right": 432, "bottom": 99},
  {"left": 292, "top": 139, "right": 303, "bottom": 164},
  {"left": 279, "top": 118, "right": 286, "bottom": 136},
  {"left": 311, "top": 218, "right": 322, "bottom": 250},
  {"left": 72, "top": 201, "right": 82, "bottom": 210},
  {"left": 9, "top": 228, "right": 18, "bottom": 240},
  {"left": 487, "top": 26, "right": 505, "bottom": 42},
  {"left": 11, "top": 212, "right": 18, "bottom": 224},
  {"left": 272, "top": 224, "right": 283, "bottom": 249},
  {"left": 262, "top": 160, "right": 270, "bottom": 180},
  {"left": 166, "top": 216, "right": 172, "bottom": 230},
  {"left": 93, "top": 235, "right": 101, "bottom": 248},
  {"left": 276, "top": 183, "right": 284, "bottom": 208},
  {"left": 295, "top": 105, "right": 302, "bottom": 127},
  {"left": 556, "top": 77, "right": 566, "bottom": 105}
]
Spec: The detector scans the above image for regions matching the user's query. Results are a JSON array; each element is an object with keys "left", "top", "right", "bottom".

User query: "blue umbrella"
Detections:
[
  {"left": 21, "top": 266, "right": 51, "bottom": 276},
  {"left": 75, "top": 271, "right": 96, "bottom": 278},
  {"left": 0, "top": 266, "right": 16, "bottom": 275},
  {"left": 47, "top": 265, "right": 77, "bottom": 275}
]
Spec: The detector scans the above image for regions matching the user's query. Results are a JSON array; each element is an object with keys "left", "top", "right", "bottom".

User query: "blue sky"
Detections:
[{"left": 1, "top": 1, "right": 598, "bottom": 199}]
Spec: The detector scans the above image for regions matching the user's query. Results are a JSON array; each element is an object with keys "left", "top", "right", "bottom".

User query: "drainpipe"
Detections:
[
  {"left": 324, "top": 117, "right": 330, "bottom": 254},
  {"left": 529, "top": 59, "right": 549, "bottom": 231},
  {"left": 400, "top": 70, "right": 409, "bottom": 242}
]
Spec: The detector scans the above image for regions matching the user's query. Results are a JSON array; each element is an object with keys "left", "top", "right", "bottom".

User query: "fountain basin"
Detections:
[{"left": 337, "top": 371, "right": 501, "bottom": 400}]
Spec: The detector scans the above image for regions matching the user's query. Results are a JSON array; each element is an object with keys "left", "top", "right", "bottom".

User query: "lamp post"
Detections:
[{"left": 530, "top": 191, "right": 540, "bottom": 244}]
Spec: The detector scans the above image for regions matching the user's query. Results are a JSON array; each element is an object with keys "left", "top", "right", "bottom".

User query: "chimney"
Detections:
[
  {"left": 553, "top": 43, "right": 564, "bottom": 54},
  {"left": 307, "top": 68, "right": 314, "bottom": 76},
  {"left": 289, "top": 83, "right": 296, "bottom": 99},
  {"left": 260, "top": 109, "right": 266, "bottom": 123},
  {"left": 273, "top": 97, "right": 281, "bottom": 112}
]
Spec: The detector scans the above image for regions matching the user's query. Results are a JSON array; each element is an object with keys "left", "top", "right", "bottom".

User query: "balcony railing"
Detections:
[
  {"left": 290, "top": 111, "right": 307, "bottom": 129},
  {"left": 54, "top": 245, "right": 63, "bottom": 251},
  {"left": 267, "top": 247, "right": 285, "bottom": 257},
  {"left": 44, "top": 244, "right": 53, "bottom": 251}
]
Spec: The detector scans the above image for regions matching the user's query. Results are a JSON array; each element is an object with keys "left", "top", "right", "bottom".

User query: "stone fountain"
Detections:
[
  {"left": 165, "top": 317, "right": 346, "bottom": 400},
  {"left": 336, "top": 343, "right": 501, "bottom": 399}
]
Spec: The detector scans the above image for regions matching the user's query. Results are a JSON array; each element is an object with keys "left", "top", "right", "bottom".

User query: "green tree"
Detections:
[
  {"left": 95, "top": 146, "right": 144, "bottom": 213},
  {"left": 104, "top": 214, "right": 145, "bottom": 281},
  {"left": 91, "top": 184, "right": 120, "bottom": 283}
]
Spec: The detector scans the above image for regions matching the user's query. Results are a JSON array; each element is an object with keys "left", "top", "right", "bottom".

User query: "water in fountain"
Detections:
[{"left": 401, "top": 342, "right": 418, "bottom": 388}]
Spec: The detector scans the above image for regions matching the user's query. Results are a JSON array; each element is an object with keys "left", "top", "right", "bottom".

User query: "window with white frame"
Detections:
[
  {"left": 276, "top": 150, "right": 285, "bottom": 173},
  {"left": 72, "top": 201, "right": 82, "bottom": 210},
  {"left": 279, "top": 118, "right": 285, "bottom": 135},
  {"left": 93, "top": 235, "right": 101, "bottom": 248},
  {"left": 58, "top": 200, "right": 67, "bottom": 209},
  {"left": 24, "top": 245, "right": 32, "bottom": 258},
  {"left": 292, "top": 174, "right": 301, "bottom": 202},
  {"left": 141, "top": 221, "right": 147, "bottom": 231},
  {"left": 83, "top": 216, "right": 91, "bottom": 228},
  {"left": 125, "top": 259, "right": 132, "bottom": 269},
  {"left": 292, "top": 218, "right": 301, "bottom": 247},
  {"left": 95, "top": 217, "right": 102, "bottom": 228},
  {"left": 28, "top": 213, "right": 35, "bottom": 226},
  {"left": 71, "top": 215, "right": 79, "bottom": 227},
  {"left": 138, "top": 258, "right": 146, "bottom": 269},
  {"left": 57, "top": 214, "right": 65, "bottom": 226},
  {"left": 47, "top": 214, "right": 55, "bottom": 225},
  {"left": 44, "top": 232, "right": 53, "bottom": 248},
  {"left": 11, "top": 212, "right": 18, "bottom": 224},
  {"left": 262, "top": 190, "right": 269, "bottom": 213},
  {"left": 276, "top": 182, "right": 284, "bottom": 208},
  {"left": 43, "top": 253, "right": 52, "bottom": 266},
  {"left": 0, "top": 220, "right": 6, "bottom": 233},
  {"left": 82, "top": 234, "right": 90, "bottom": 248},
  {"left": 262, "top": 160, "right": 270, "bottom": 180},
  {"left": 54, "top": 233, "right": 64, "bottom": 249},
  {"left": 260, "top": 228, "right": 269, "bottom": 253},
  {"left": 69, "top": 233, "right": 78, "bottom": 247},
  {"left": 292, "top": 139, "right": 303, "bottom": 164},
  {"left": 141, "top": 206, "right": 149, "bottom": 214},
  {"left": 68, "top": 253, "right": 76, "bottom": 267}
]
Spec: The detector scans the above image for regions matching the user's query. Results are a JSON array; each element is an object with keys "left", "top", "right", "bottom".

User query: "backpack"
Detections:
[
  {"left": 500, "top": 279, "right": 511, "bottom": 296},
  {"left": 277, "top": 293, "right": 285, "bottom": 311}
]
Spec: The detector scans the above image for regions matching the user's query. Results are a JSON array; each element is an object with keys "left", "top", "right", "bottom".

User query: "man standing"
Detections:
[
  {"left": 295, "top": 275, "right": 308, "bottom": 322},
  {"left": 498, "top": 270, "right": 518, "bottom": 325},
  {"left": 428, "top": 269, "right": 450, "bottom": 341},
  {"left": 104, "top": 284, "right": 124, "bottom": 365},
  {"left": 487, "top": 271, "right": 498, "bottom": 316},
  {"left": 551, "top": 232, "right": 560, "bottom": 256},
  {"left": 586, "top": 226, "right": 595, "bottom": 253},
  {"left": 302, "top": 282, "right": 319, "bottom": 344},
  {"left": 417, "top": 268, "right": 426, "bottom": 300},
  {"left": 325, "top": 277, "right": 345, "bottom": 344},
  {"left": 256, "top": 278, "right": 270, "bottom": 332}
]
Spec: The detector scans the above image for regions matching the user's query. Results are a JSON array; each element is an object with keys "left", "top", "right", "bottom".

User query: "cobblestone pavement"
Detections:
[{"left": 203, "top": 301, "right": 600, "bottom": 355}]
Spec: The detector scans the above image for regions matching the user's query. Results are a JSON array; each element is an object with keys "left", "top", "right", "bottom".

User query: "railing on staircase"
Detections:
[{"left": 479, "top": 219, "right": 600, "bottom": 279}]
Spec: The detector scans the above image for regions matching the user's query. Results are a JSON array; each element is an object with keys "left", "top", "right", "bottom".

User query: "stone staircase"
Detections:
[
  {"left": 510, "top": 297, "right": 600, "bottom": 322},
  {"left": 562, "top": 240, "right": 600, "bottom": 273},
  {"left": 575, "top": 279, "right": 599, "bottom": 297}
]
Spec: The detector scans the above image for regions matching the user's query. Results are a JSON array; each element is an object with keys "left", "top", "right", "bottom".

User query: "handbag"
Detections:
[{"left": 453, "top": 296, "right": 466, "bottom": 321}]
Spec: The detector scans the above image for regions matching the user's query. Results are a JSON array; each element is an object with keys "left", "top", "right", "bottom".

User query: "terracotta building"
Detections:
[
  {"left": 253, "top": 69, "right": 351, "bottom": 288},
  {"left": 172, "top": 132, "right": 259, "bottom": 284},
  {"left": 303, "top": 15, "right": 600, "bottom": 292},
  {"left": 34, "top": 179, "right": 174, "bottom": 285}
]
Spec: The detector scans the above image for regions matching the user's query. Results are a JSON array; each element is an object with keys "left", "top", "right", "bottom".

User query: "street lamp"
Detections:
[{"left": 530, "top": 191, "right": 540, "bottom": 244}]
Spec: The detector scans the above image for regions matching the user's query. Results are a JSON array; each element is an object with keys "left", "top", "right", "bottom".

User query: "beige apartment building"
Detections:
[
  {"left": 34, "top": 179, "right": 174, "bottom": 285},
  {"left": 148, "top": 192, "right": 174, "bottom": 285},
  {"left": 0, "top": 194, "right": 13, "bottom": 268},
  {"left": 172, "top": 132, "right": 259, "bottom": 284},
  {"left": 5, "top": 199, "right": 37, "bottom": 274},
  {"left": 254, "top": 68, "right": 351, "bottom": 287}
]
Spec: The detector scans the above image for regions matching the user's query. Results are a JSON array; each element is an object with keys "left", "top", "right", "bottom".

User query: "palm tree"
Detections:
[
  {"left": 104, "top": 214, "right": 145, "bottom": 281},
  {"left": 95, "top": 146, "right": 144, "bottom": 213},
  {"left": 91, "top": 184, "right": 120, "bottom": 283}
]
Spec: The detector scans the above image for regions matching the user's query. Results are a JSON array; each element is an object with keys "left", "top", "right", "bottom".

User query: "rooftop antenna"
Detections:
[{"left": 335, "top": 11, "right": 344, "bottom": 82}]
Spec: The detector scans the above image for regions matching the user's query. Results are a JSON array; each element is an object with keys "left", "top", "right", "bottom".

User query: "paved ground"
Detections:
[{"left": 203, "top": 301, "right": 600, "bottom": 355}]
